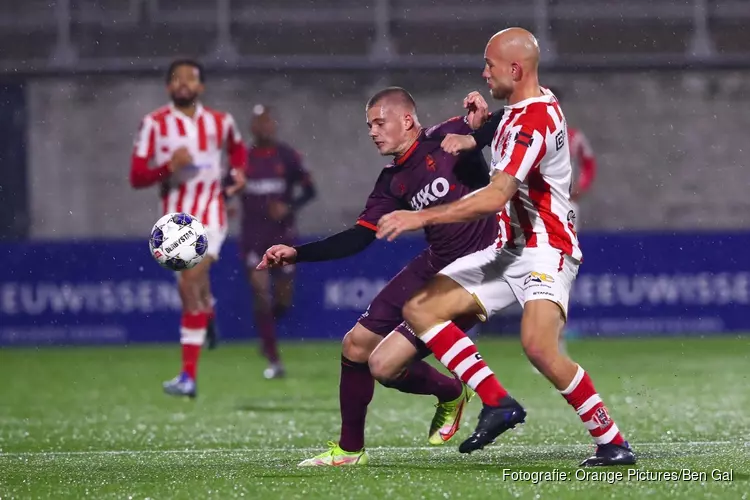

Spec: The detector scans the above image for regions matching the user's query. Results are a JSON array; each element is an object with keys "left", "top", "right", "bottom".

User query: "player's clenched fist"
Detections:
[
  {"left": 169, "top": 146, "right": 193, "bottom": 172},
  {"left": 256, "top": 244, "right": 297, "bottom": 270},
  {"left": 464, "top": 91, "right": 489, "bottom": 130},
  {"left": 376, "top": 210, "right": 426, "bottom": 242},
  {"left": 441, "top": 134, "right": 477, "bottom": 156}
]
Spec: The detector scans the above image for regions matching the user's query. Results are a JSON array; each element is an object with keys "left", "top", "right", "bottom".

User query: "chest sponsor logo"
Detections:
[
  {"left": 409, "top": 177, "right": 451, "bottom": 210},
  {"left": 244, "top": 178, "right": 286, "bottom": 195}
]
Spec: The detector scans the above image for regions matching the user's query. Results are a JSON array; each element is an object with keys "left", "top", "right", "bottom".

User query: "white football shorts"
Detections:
[
  {"left": 205, "top": 223, "right": 227, "bottom": 260},
  {"left": 439, "top": 244, "right": 579, "bottom": 320}
]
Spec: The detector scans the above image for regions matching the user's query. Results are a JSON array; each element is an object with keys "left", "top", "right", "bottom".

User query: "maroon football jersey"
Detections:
[
  {"left": 357, "top": 117, "right": 498, "bottom": 264},
  {"left": 240, "top": 143, "right": 311, "bottom": 242}
]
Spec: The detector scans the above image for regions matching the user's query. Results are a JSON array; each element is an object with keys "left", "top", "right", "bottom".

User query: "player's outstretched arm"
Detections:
[
  {"left": 376, "top": 171, "right": 519, "bottom": 241},
  {"left": 422, "top": 171, "right": 519, "bottom": 224},
  {"left": 256, "top": 225, "right": 376, "bottom": 269}
]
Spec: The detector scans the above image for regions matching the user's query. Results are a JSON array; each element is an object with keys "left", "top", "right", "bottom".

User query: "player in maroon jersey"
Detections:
[
  {"left": 256, "top": 87, "right": 503, "bottom": 465},
  {"left": 240, "top": 104, "right": 316, "bottom": 379},
  {"left": 130, "top": 59, "right": 246, "bottom": 398}
]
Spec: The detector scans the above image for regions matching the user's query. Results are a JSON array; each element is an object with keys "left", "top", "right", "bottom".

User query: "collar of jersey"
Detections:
[
  {"left": 504, "top": 88, "right": 554, "bottom": 110},
  {"left": 388, "top": 129, "right": 425, "bottom": 168},
  {"left": 169, "top": 101, "right": 205, "bottom": 119},
  {"left": 250, "top": 144, "right": 278, "bottom": 157}
]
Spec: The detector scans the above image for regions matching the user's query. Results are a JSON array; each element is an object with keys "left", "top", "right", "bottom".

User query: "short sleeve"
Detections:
[
  {"left": 133, "top": 116, "right": 155, "bottom": 160},
  {"left": 356, "top": 171, "right": 402, "bottom": 231}
]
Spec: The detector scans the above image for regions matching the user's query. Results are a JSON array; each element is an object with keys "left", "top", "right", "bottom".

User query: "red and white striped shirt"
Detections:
[
  {"left": 130, "top": 103, "right": 247, "bottom": 230},
  {"left": 491, "top": 88, "right": 582, "bottom": 261}
]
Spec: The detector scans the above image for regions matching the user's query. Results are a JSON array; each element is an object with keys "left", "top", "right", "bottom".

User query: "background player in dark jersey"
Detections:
[
  {"left": 257, "top": 87, "right": 501, "bottom": 466},
  {"left": 241, "top": 104, "right": 316, "bottom": 379}
]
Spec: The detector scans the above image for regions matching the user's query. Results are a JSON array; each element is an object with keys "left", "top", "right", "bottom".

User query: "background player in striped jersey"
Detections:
[
  {"left": 547, "top": 88, "right": 598, "bottom": 232},
  {"left": 130, "top": 59, "right": 247, "bottom": 398},
  {"left": 376, "top": 28, "right": 634, "bottom": 467},
  {"left": 240, "top": 104, "right": 317, "bottom": 379}
]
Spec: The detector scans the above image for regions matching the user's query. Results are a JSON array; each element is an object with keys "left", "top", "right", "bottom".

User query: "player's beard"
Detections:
[
  {"left": 490, "top": 85, "right": 511, "bottom": 100},
  {"left": 171, "top": 92, "right": 198, "bottom": 108}
]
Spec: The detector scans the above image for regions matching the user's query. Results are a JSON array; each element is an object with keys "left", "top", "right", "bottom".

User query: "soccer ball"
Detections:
[{"left": 149, "top": 212, "right": 208, "bottom": 271}]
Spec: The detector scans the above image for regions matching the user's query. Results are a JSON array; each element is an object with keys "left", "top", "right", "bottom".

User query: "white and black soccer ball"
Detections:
[{"left": 149, "top": 212, "right": 208, "bottom": 271}]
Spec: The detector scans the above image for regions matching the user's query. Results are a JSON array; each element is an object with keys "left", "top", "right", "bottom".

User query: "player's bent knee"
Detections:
[
  {"left": 367, "top": 352, "right": 401, "bottom": 385},
  {"left": 521, "top": 336, "right": 549, "bottom": 367},
  {"left": 367, "top": 355, "right": 388, "bottom": 383},
  {"left": 520, "top": 300, "right": 565, "bottom": 366},
  {"left": 341, "top": 325, "right": 379, "bottom": 363}
]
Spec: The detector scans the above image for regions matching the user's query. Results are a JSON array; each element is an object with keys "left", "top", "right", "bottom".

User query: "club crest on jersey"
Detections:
[
  {"left": 592, "top": 407, "right": 612, "bottom": 429},
  {"left": 524, "top": 271, "right": 555, "bottom": 285},
  {"left": 425, "top": 154, "right": 437, "bottom": 172},
  {"left": 398, "top": 183, "right": 407, "bottom": 195},
  {"left": 409, "top": 177, "right": 451, "bottom": 211},
  {"left": 497, "top": 131, "right": 513, "bottom": 157}
]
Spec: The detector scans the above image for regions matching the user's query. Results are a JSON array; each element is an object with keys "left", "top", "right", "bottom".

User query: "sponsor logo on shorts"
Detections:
[{"left": 524, "top": 271, "right": 555, "bottom": 286}]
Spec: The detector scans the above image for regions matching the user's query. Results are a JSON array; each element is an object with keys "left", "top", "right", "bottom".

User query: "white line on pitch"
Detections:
[{"left": 0, "top": 441, "right": 746, "bottom": 458}]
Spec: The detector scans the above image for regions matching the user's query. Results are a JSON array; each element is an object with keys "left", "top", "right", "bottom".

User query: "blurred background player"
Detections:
[
  {"left": 549, "top": 87, "right": 598, "bottom": 356},
  {"left": 240, "top": 104, "right": 316, "bottom": 379},
  {"left": 130, "top": 59, "right": 247, "bottom": 397},
  {"left": 548, "top": 88, "right": 598, "bottom": 231}
]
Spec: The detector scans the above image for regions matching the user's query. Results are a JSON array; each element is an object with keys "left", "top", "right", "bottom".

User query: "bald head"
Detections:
[
  {"left": 250, "top": 103, "right": 276, "bottom": 145},
  {"left": 482, "top": 27, "right": 542, "bottom": 101},
  {"left": 487, "top": 28, "right": 540, "bottom": 68}
]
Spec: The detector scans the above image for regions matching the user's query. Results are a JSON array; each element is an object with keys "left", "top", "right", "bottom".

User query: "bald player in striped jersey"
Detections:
[{"left": 376, "top": 28, "right": 635, "bottom": 467}]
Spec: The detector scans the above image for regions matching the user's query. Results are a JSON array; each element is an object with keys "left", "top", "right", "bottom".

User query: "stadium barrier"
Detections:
[{"left": 1, "top": 231, "right": 747, "bottom": 346}]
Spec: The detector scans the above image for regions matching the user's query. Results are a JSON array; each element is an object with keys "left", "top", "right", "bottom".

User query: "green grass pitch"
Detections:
[{"left": 1, "top": 337, "right": 748, "bottom": 499}]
